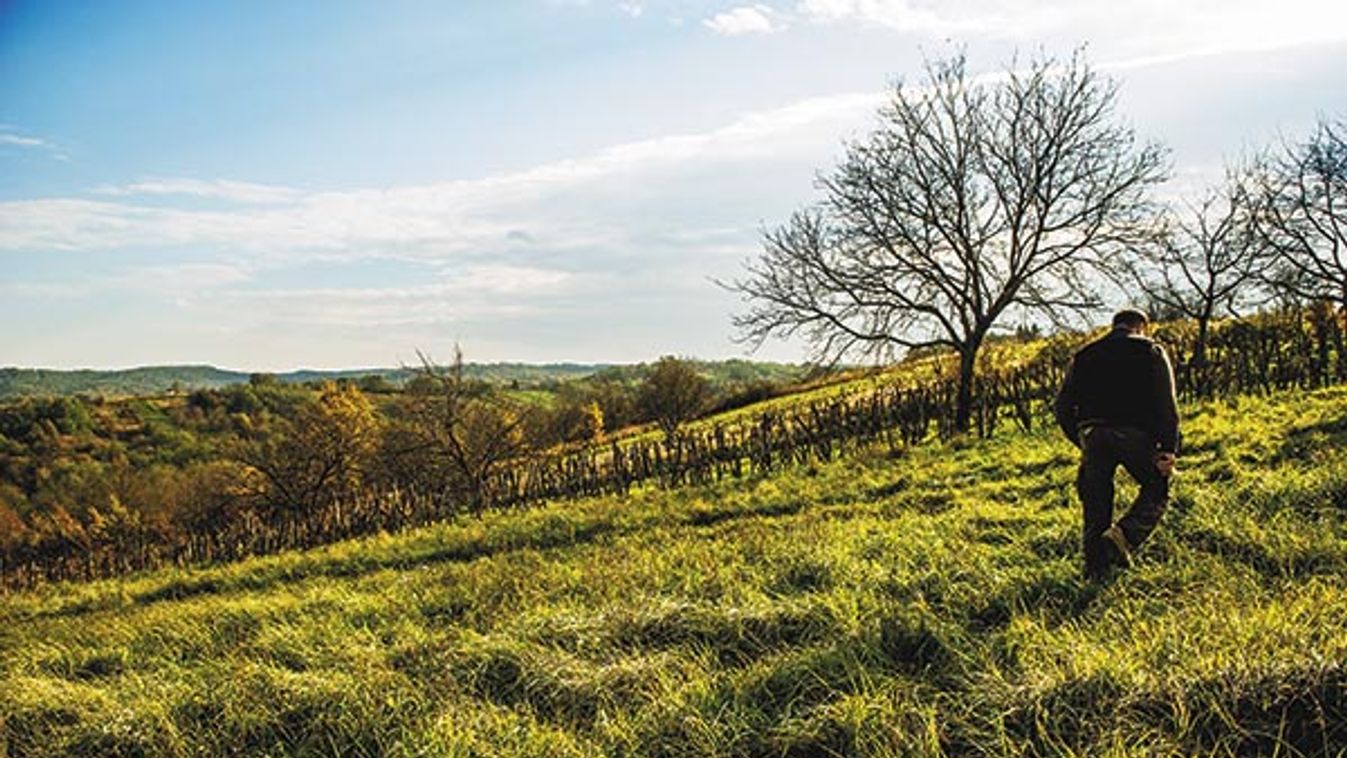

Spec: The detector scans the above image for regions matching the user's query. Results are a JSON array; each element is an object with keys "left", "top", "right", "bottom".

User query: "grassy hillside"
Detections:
[{"left": 2, "top": 386, "right": 1345, "bottom": 756}]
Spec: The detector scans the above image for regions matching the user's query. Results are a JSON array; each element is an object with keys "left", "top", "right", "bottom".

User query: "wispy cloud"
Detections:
[
  {"left": 0, "top": 259, "right": 578, "bottom": 329},
  {"left": 221, "top": 265, "right": 583, "bottom": 328},
  {"left": 0, "top": 126, "right": 69, "bottom": 161},
  {"left": 94, "top": 178, "right": 301, "bottom": 205},
  {"left": 2, "top": 38, "right": 1316, "bottom": 267},
  {"left": 704, "top": 5, "right": 787, "bottom": 35},
  {"left": 4, "top": 41, "right": 1325, "bottom": 366},
  {"left": 793, "top": 0, "right": 1347, "bottom": 55},
  {"left": 0, "top": 90, "right": 880, "bottom": 262},
  {"left": 0, "top": 88, "right": 876, "bottom": 361},
  {"left": 796, "top": 0, "right": 1005, "bottom": 36},
  {"left": 0, "top": 133, "right": 49, "bottom": 149},
  {"left": 0, "top": 262, "right": 253, "bottom": 299}
]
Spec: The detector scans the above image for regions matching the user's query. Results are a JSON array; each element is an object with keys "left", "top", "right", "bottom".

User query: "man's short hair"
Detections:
[{"left": 1112, "top": 309, "right": 1150, "bottom": 329}]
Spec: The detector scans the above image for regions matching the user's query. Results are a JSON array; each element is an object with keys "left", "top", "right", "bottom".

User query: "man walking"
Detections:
[{"left": 1055, "top": 310, "right": 1180, "bottom": 580}]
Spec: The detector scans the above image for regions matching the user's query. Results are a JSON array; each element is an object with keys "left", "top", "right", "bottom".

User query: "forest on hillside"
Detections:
[{"left": 0, "top": 356, "right": 827, "bottom": 583}]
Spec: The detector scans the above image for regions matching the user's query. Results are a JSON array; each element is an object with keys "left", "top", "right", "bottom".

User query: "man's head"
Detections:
[{"left": 1112, "top": 309, "right": 1149, "bottom": 334}]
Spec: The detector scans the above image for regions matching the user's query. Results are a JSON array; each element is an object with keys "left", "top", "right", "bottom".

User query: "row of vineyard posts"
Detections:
[{"left": 3, "top": 305, "right": 1344, "bottom": 590}]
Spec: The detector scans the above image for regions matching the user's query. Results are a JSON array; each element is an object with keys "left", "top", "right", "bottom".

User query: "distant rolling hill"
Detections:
[
  {"left": 0, "top": 363, "right": 606, "bottom": 399},
  {"left": 0, "top": 359, "right": 809, "bottom": 399}
]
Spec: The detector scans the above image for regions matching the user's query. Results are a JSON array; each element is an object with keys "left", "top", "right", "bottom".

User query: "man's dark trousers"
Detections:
[{"left": 1077, "top": 424, "right": 1169, "bottom": 575}]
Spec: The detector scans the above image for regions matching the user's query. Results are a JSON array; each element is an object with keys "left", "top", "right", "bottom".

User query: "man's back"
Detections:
[{"left": 1055, "top": 328, "right": 1180, "bottom": 454}]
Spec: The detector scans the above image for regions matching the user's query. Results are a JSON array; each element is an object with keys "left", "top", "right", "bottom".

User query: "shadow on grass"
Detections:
[
  {"left": 608, "top": 601, "right": 840, "bottom": 667},
  {"left": 1275, "top": 412, "right": 1347, "bottom": 464},
  {"left": 988, "top": 662, "right": 1347, "bottom": 757},
  {"left": 32, "top": 495, "right": 820, "bottom": 621},
  {"left": 966, "top": 571, "right": 1108, "bottom": 632},
  {"left": 1182, "top": 527, "right": 1344, "bottom": 580}
]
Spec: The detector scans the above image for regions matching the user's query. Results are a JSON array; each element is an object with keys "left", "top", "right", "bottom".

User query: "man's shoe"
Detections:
[
  {"left": 1102, "top": 524, "right": 1132, "bottom": 568},
  {"left": 1083, "top": 563, "right": 1112, "bottom": 583}
]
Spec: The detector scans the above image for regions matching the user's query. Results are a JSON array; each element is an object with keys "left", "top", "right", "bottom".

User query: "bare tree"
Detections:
[
  {"left": 726, "top": 51, "right": 1167, "bottom": 433},
  {"left": 1249, "top": 116, "right": 1347, "bottom": 309},
  {"left": 388, "top": 347, "right": 530, "bottom": 509},
  {"left": 1125, "top": 175, "right": 1264, "bottom": 395}
]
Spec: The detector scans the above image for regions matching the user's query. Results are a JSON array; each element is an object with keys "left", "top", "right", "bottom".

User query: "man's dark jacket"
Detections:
[{"left": 1054, "top": 328, "right": 1180, "bottom": 453}]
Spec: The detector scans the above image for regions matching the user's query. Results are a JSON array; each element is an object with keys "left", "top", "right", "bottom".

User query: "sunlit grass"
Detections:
[{"left": 2, "top": 387, "right": 1345, "bottom": 756}]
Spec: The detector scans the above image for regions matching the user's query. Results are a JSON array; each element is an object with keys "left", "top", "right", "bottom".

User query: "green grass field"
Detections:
[{"left": 2, "top": 386, "right": 1346, "bottom": 757}]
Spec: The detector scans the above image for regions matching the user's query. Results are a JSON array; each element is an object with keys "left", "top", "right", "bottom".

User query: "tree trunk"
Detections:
[
  {"left": 953, "top": 344, "right": 979, "bottom": 434},
  {"left": 1329, "top": 291, "right": 1347, "bottom": 380},
  {"left": 1193, "top": 314, "right": 1211, "bottom": 398}
]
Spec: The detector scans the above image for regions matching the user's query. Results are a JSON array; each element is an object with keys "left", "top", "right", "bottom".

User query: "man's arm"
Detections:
[
  {"left": 1152, "top": 344, "right": 1180, "bottom": 454},
  {"left": 1054, "top": 357, "right": 1080, "bottom": 446}
]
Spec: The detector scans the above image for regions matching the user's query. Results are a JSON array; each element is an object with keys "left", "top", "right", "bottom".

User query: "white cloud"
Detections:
[
  {"left": 248, "top": 265, "right": 574, "bottom": 301},
  {"left": 3, "top": 39, "right": 1322, "bottom": 268},
  {"left": 1, "top": 260, "right": 577, "bottom": 328},
  {"left": 94, "top": 178, "right": 301, "bottom": 205},
  {"left": 122, "top": 262, "right": 255, "bottom": 292},
  {"left": 456, "top": 264, "right": 574, "bottom": 294},
  {"left": 0, "top": 199, "right": 257, "bottom": 252},
  {"left": 0, "top": 89, "right": 875, "bottom": 362},
  {"left": 223, "top": 265, "right": 581, "bottom": 327},
  {"left": 6, "top": 42, "right": 1323, "bottom": 364},
  {"left": 0, "top": 133, "right": 49, "bottom": 149},
  {"left": 703, "top": 5, "right": 786, "bottom": 35},
  {"left": 0, "top": 262, "right": 253, "bottom": 299},
  {"left": 0, "top": 90, "right": 881, "bottom": 262},
  {"left": 0, "top": 127, "right": 69, "bottom": 161},
  {"left": 794, "top": 0, "right": 1347, "bottom": 56},
  {"left": 797, "top": 0, "right": 1004, "bottom": 35}
]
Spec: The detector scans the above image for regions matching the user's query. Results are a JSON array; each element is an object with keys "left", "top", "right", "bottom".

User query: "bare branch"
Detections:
[
  {"left": 1249, "top": 116, "right": 1347, "bottom": 307},
  {"left": 726, "top": 49, "right": 1167, "bottom": 430}
]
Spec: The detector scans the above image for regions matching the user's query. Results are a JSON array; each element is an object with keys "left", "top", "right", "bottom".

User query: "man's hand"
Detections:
[{"left": 1155, "top": 452, "right": 1176, "bottom": 477}]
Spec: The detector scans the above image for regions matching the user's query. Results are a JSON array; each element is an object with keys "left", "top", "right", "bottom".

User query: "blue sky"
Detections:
[{"left": 2, "top": 0, "right": 1345, "bottom": 370}]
